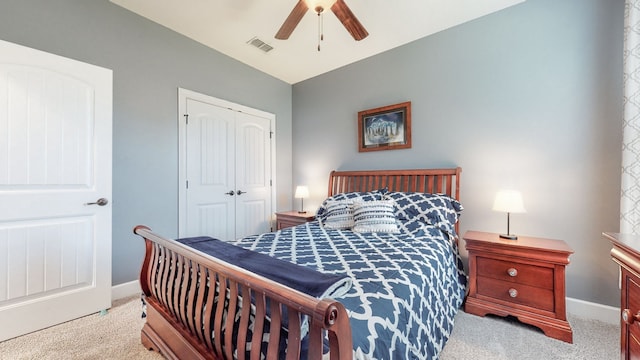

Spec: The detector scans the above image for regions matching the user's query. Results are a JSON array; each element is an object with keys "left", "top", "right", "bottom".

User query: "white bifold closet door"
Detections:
[{"left": 0, "top": 40, "right": 112, "bottom": 341}]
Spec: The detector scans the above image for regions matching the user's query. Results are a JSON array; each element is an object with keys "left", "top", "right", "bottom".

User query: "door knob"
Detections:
[
  {"left": 237, "top": 190, "right": 246, "bottom": 195},
  {"left": 622, "top": 309, "right": 640, "bottom": 325},
  {"left": 85, "top": 198, "right": 109, "bottom": 206},
  {"left": 225, "top": 190, "right": 235, "bottom": 196}
]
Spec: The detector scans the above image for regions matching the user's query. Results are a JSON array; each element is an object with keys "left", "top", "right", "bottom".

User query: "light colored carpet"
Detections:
[
  {"left": 440, "top": 311, "right": 618, "bottom": 360},
  {"left": 0, "top": 296, "right": 162, "bottom": 360},
  {"left": 0, "top": 296, "right": 618, "bottom": 359}
]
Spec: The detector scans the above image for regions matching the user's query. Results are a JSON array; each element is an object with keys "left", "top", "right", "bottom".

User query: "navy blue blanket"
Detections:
[{"left": 176, "top": 236, "right": 352, "bottom": 299}]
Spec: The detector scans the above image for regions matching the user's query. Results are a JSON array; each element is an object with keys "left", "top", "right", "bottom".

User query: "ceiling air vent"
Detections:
[{"left": 247, "top": 37, "right": 274, "bottom": 53}]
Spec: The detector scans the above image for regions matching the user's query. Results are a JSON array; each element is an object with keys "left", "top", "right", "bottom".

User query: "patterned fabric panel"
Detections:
[
  {"left": 316, "top": 189, "right": 386, "bottom": 223},
  {"left": 231, "top": 219, "right": 467, "bottom": 360},
  {"left": 352, "top": 199, "right": 399, "bottom": 233},
  {"left": 384, "top": 192, "right": 463, "bottom": 237},
  {"left": 323, "top": 200, "right": 355, "bottom": 230}
]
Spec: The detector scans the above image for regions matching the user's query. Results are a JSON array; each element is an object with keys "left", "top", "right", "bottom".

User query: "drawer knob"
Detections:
[
  {"left": 508, "top": 288, "right": 518, "bottom": 298},
  {"left": 622, "top": 309, "right": 640, "bottom": 325},
  {"left": 507, "top": 268, "right": 518, "bottom": 277}
]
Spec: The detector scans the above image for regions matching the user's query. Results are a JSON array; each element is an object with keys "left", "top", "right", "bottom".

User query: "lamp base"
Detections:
[
  {"left": 499, "top": 233, "right": 518, "bottom": 240},
  {"left": 297, "top": 210, "right": 307, "bottom": 214}
]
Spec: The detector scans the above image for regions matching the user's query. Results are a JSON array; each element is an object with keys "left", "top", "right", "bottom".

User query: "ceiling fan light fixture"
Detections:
[
  {"left": 304, "top": 0, "right": 337, "bottom": 12},
  {"left": 275, "top": 0, "right": 368, "bottom": 42}
]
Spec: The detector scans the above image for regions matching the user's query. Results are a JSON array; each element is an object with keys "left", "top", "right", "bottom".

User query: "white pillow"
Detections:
[
  {"left": 315, "top": 190, "right": 386, "bottom": 222},
  {"left": 352, "top": 200, "right": 399, "bottom": 233},
  {"left": 322, "top": 200, "right": 355, "bottom": 230}
]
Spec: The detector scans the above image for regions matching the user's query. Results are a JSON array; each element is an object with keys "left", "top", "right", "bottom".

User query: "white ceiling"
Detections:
[{"left": 110, "top": 0, "right": 525, "bottom": 84}]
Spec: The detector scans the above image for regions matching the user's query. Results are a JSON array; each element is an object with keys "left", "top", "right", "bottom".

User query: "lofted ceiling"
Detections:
[{"left": 110, "top": 0, "right": 525, "bottom": 84}]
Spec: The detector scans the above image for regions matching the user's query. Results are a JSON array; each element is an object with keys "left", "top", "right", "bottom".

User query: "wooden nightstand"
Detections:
[
  {"left": 275, "top": 211, "right": 315, "bottom": 230},
  {"left": 464, "top": 230, "right": 574, "bottom": 343},
  {"left": 603, "top": 232, "right": 640, "bottom": 359}
]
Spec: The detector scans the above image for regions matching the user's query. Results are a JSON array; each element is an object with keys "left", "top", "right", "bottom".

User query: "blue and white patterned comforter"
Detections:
[{"left": 231, "top": 218, "right": 467, "bottom": 359}]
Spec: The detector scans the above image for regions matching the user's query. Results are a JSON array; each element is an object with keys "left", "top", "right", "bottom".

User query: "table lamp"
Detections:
[
  {"left": 294, "top": 185, "right": 309, "bottom": 213},
  {"left": 492, "top": 190, "right": 526, "bottom": 240}
]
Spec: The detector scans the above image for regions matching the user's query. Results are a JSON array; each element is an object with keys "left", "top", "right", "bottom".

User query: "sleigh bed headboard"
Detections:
[
  {"left": 328, "top": 167, "right": 461, "bottom": 198},
  {"left": 328, "top": 167, "right": 462, "bottom": 235}
]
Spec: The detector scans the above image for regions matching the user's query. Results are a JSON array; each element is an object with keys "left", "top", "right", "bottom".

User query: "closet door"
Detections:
[
  {"left": 235, "top": 112, "right": 272, "bottom": 239},
  {"left": 184, "top": 98, "right": 235, "bottom": 240},
  {"left": 180, "top": 90, "right": 273, "bottom": 240}
]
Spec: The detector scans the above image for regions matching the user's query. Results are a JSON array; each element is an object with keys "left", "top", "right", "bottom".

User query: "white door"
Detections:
[
  {"left": 184, "top": 98, "right": 236, "bottom": 240},
  {"left": 179, "top": 89, "right": 274, "bottom": 240},
  {"left": 234, "top": 112, "right": 272, "bottom": 239},
  {"left": 0, "top": 40, "right": 112, "bottom": 341}
]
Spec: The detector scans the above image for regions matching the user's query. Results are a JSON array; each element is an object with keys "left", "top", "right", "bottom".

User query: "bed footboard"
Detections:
[{"left": 134, "top": 225, "right": 352, "bottom": 360}]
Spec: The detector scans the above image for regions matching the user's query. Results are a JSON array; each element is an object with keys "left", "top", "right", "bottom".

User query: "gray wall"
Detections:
[
  {"left": 292, "top": 0, "right": 623, "bottom": 306},
  {"left": 0, "top": 0, "right": 293, "bottom": 285},
  {"left": 0, "top": 0, "right": 624, "bottom": 308}
]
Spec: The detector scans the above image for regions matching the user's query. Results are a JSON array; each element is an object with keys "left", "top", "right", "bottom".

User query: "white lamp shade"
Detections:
[
  {"left": 492, "top": 190, "right": 526, "bottom": 213},
  {"left": 294, "top": 185, "right": 309, "bottom": 199}
]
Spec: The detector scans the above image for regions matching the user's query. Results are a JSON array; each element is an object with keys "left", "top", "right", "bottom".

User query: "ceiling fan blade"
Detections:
[
  {"left": 275, "top": 1, "right": 309, "bottom": 40},
  {"left": 331, "top": 0, "right": 369, "bottom": 41}
]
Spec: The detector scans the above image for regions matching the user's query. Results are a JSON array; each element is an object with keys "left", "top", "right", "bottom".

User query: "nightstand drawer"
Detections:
[
  {"left": 275, "top": 211, "right": 315, "bottom": 230},
  {"left": 477, "top": 276, "right": 555, "bottom": 312},
  {"left": 630, "top": 332, "right": 640, "bottom": 358},
  {"left": 627, "top": 275, "right": 640, "bottom": 343},
  {"left": 477, "top": 257, "right": 553, "bottom": 290},
  {"left": 628, "top": 275, "right": 640, "bottom": 315},
  {"left": 277, "top": 219, "right": 302, "bottom": 229}
]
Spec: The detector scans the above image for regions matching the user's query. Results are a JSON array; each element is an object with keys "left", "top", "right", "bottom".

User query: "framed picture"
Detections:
[{"left": 357, "top": 101, "right": 411, "bottom": 152}]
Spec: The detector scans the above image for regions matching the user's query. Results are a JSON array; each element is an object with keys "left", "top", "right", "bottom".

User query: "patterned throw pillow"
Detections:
[
  {"left": 322, "top": 200, "right": 355, "bottom": 230},
  {"left": 384, "top": 192, "right": 463, "bottom": 235},
  {"left": 352, "top": 200, "right": 399, "bottom": 234},
  {"left": 316, "top": 189, "right": 386, "bottom": 222}
]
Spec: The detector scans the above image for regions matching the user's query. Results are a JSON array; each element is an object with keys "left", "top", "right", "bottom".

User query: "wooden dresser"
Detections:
[
  {"left": 603, "top": 232, "right": 640, "bottom": 359},
  {"left": 275, "top": 211, "right": 315, "bottom": 230},
  {"left": 464, "top": 230, "right": 574, "bottom": 343}
]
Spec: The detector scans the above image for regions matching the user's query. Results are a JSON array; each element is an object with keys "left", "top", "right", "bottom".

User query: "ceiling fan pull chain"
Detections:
[
  {"left": 321, "top": 11, "right": 324, "bottom": 42},
  {"left": 317, "top": 11, "right": 322, "bottom": 51}
]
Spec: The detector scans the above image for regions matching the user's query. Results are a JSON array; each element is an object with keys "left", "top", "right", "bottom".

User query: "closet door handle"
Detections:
[
  {"left": 85, "top": 198, "right": 109, "bottom": 206},
  {"left": 237, "top": 190, "right": 246, "bottom": 195},
  {"left": 225, "top": 190, "right": 235, "bottom": 196}
]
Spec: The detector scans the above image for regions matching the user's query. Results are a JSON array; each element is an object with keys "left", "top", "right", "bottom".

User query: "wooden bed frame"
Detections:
[{"left": 135, "top": 167, "right": 461, "bottom": 360}]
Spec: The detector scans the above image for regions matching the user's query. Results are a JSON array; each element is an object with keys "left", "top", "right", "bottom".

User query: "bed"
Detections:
[{"left": 134, "top": 167, "right": 466, "bottom": 359}]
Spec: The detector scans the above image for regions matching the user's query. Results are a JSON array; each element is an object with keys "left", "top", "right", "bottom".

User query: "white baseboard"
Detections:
[
  {"left": 566, "top": 297, "right": 619, "bottom": 325},
  {"left": 111, "top": 280, "right": 141, "bottom": 300}
]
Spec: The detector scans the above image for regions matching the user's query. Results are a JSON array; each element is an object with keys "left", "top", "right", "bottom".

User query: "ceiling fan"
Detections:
[{"left": 275, "top": 0, "right": 369, "bottom": 42}]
